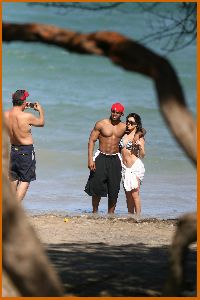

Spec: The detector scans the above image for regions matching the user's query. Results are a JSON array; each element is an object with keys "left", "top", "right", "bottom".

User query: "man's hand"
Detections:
[
  {"left": 28, "top": 102, "right": 45, "bottom": 127},
  {"left": 24, "top": 102, "right": 30, "bottom": 110},
  {"left": 134, "top": 140, "right": 142, "bottom": 147},
  {"left": 88, "top": 159, "right": 96, "bottom": 171},
  {"left": 34, "top": 102, "right": 42, "bottom": 112}
]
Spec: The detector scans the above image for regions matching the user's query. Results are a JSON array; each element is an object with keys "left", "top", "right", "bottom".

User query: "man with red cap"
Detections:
[
  {"left": 4, "top": 90, "right": 45, "bottom": 202},
  {"left": 85, "top": 102, "right": 126, "bottom": 213}
]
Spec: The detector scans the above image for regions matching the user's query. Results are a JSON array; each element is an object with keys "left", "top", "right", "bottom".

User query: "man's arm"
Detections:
[
  {"left": 138, "top": 137, "right": 145, "bottom": 158},
  {"left": 28, "top": 102, "right": 45, "bottom": 127},
  {"left": 141, "top": 128, "right": 147, "bottom": 137},
  {"left": 88, "top": 122, "right": 101, "bottom": 171}
]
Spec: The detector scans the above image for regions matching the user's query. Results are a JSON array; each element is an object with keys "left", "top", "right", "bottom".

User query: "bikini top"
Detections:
[
  {"left": 119, "top": 137, "right": 141, "bottom": 158},
  {"left": 119, "top": 138, "right": 133, "bottom": 150}
]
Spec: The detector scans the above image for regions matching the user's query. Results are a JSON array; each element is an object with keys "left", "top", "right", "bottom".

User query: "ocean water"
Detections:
[{"left": 2, "top": 3, "right": 196, "bottom": 218}]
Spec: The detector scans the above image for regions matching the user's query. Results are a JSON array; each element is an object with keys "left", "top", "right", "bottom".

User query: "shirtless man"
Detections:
[
  {"left": 84, "top": 102, "right": 126, "bottom": 213},
  {"left": 4, "top": 89, "right": 45, "bottom": 202}
]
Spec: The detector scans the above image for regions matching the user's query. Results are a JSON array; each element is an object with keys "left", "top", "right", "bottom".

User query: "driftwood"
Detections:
[{"left": 3, "top": 22, "right": 196, "bottom": 296}]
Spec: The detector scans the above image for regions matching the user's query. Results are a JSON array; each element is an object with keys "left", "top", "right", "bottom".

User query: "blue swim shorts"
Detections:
[{"left": 9, "top": 144, "right": 36, "bottom": 182}]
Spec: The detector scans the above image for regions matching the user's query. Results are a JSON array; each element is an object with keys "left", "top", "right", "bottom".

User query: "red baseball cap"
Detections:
[
  {"left": 12, "top": 90, "right": 29, "bottom": 101},
  {"left": 111, "top": 102, "right": 124, "bottom": 113}
]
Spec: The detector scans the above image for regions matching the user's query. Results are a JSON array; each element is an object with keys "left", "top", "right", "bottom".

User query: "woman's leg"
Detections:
[
  {"left": 125, "top": 191, "right": 135, "bottom": 213},
  {"left": 131, "top": 187, "right": 141, "bottom": 215},
  {"left": 125, "top": 178, "right": 141, "bottom": 215}
]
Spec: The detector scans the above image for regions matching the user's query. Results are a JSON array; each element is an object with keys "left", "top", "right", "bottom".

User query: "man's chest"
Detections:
[{"left": 100, "top": 125, "right": 124, "bottom": 138}]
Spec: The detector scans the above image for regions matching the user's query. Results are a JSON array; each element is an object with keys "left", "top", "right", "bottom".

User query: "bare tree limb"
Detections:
[
  {"left": 29, "top": 2, "right": 123, "bottom": 11},
  {"left": 138, "top": 3, "right": 196, "bottom": 52},
  {"left": 3, "top": 22, "right": 196, "bottom": 165},
  {"left": 27, "top": 2, "right": 197, "bottom": 52}
]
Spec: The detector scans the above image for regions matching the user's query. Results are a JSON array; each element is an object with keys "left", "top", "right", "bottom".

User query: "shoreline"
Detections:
[
  {"left": 26, "top": 209, "right": 181, "bottom": 222},
  {"left": 29, "top": 213, "right": 179, "bottom": 223}
]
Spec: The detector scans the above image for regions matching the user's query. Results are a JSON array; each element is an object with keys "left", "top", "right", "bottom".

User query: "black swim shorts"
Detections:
[
  {"left": 9, "top": 144, "right": 36, "bottom": 182},
  {"left": 84, "top": 151, "right": 122, "bottom": 200}
]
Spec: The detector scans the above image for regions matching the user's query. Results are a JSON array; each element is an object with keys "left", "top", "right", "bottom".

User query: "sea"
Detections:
[{"left": 2, "top": 2, "right": 196, "bottom": 219}]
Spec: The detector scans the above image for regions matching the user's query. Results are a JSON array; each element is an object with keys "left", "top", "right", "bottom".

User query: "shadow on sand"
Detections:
[{"left": 45, "top": 242, "right": 196, "bottom": 296}]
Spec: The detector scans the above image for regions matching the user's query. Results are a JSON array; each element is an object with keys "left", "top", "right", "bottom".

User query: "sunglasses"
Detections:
[
  {"left": 126, "top": 120, "right": 137, "bottom": 126},
  {"left": 111, "top": 110, "right": 122, "bottom": 114}
]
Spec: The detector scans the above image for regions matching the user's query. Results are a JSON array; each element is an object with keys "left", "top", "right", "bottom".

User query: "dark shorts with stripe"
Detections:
[
  {"left": 84, "top": 151, "right": 122, "bottom": 201},
  {"left": 9, "top": 144, "right": 36, "bottom": 182}
]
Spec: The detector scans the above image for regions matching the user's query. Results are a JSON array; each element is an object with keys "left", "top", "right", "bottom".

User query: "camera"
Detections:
[
  {"left": 29, "top": 102, "right": 35, "bottom": 108},
  {"left": 26, "top": 102, "right": 36, "bottom": 108}
]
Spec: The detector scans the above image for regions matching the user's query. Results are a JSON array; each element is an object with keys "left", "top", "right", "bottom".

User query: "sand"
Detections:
[
  {"left": 28, "top": 214, "right": 196, "bottom": 296},
  {"left": 30, "top": 214, "right": 176, "bottom": 246}
]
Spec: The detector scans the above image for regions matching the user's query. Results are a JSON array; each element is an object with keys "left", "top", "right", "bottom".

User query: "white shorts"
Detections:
[{"left": 122, "top": 158, "right": 145, "bottom": 191}]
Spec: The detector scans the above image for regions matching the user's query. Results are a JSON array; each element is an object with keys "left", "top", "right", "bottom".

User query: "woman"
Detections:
[{"left": 119, "top": 113, "right": 146, "bottom": 215}]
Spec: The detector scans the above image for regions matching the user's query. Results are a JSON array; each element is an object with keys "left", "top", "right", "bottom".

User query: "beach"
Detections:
[
  {"left": 3, "top": 2, "right": 196, "bottom": 297},
  {"left": 3, "top": 2, "right": 196, "bottom": 219},
  {"left": 29, "top": 214, "right": 196, "bottom": 296}
]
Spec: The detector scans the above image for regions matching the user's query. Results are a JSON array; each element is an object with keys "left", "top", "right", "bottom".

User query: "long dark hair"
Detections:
[{"left": 126, "top": 113, "right": 142, "bottom": 133}]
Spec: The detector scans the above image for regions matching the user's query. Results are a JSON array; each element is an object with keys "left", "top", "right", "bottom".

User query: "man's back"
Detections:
[{"left": 4, "top": 108, "right": 33, "bottom": 145}]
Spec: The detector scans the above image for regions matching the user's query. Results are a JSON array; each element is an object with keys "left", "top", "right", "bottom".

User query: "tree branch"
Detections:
[{"left": 3, "top": 22, "right": 196, "bottom": 165}]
